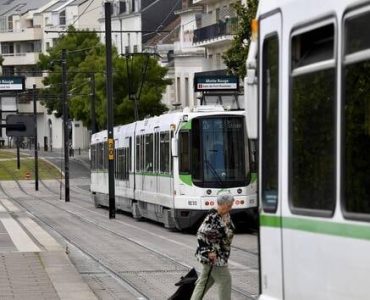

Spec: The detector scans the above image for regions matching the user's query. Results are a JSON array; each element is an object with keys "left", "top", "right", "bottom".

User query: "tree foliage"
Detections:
[
  {"left": 38, "top": 26, "right": 170, "bottom": 130},
  {"left": 223, "top": 0, "right": 258, "bottom": 79}
]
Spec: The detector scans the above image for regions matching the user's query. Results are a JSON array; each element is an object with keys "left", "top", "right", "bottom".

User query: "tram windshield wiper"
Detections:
[{"left": 204, "top": 159, "right": 225, "bottom": 187}]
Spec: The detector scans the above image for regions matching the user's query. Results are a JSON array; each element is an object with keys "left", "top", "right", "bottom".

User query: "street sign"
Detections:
[
  {"left": 6, "top": 114, "right": 35, "bottom": 137},
  {"left": 0, "top": 76, "right": 25, "bottom": 91},
  {"left": 194, "top": 75, "right": 239, "bottom": 92}
]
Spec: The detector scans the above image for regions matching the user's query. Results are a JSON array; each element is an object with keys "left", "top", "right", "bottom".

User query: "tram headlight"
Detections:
[
  {"left": 206, "top": 189, "right": 212, "bottom": 195},
  {"left": 237, "top": 188, "right": 242, "bottom": 194}
]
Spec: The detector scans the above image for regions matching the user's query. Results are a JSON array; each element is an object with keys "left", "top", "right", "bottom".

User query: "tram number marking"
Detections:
[
  {"left": 108, "top": 139, "right": 114, "bottom": 160},
  {"left": 188, "top": 200, "right": 197, "bottom": 206}
]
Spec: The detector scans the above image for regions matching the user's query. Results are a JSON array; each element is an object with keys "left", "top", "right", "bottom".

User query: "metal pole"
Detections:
[
  {"left": 15, "top": 92, "right": 20, "bottom": 169},
  {"left": 33, "top": 84, "right": 38, "bottom": 191},
  {"left": 62, "top": 49, "right": 70, "bottom": 202},
  {"left": 16, "top": 143, "right": 20, "bottom": 169},
  {"left": 105, "top": 2, "right": 115, "bottom": 219},
  {"left": 90, "top": 72, "right": 97, "bottom": 134}
]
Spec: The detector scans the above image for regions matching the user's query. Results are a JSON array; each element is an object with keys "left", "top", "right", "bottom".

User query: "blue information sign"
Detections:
[
  {"left": 194, "top": 75, "right": 239, "bottom": 92},
  {"left": 0, "top": 76, "right": 25, "bottom": 91}
]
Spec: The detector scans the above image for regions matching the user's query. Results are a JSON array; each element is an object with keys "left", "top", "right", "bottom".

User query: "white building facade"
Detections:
[
  {"left": 0, "top": 0, "right": 100, "bottom": 150},
  {"left": 172, "top": 0, "right": 242, "bottom": 109}
]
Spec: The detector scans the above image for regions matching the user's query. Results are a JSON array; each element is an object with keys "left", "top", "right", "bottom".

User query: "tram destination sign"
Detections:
[
  {"left": 194, "top": 75, "right": 239, "bottom": 92},
  {"left": 0, "top": 76, "right": 25, "bottom": 91}
]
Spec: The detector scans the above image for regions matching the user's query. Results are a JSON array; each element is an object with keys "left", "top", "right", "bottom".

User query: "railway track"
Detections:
[{"left": 0, "top": 164, "right": 258, "bottom": 299}]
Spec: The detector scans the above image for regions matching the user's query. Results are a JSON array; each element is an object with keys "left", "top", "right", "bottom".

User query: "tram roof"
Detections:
[
  {"left": 91, "top": 105, "right": 244, "bottom": 143},
  {"left": 257, "top": 0, "right": 366, "bottom": 20}
]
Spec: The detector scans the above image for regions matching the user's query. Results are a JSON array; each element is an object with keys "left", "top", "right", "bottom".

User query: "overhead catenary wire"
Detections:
[
  {"left": 70, "top": 0, "right": 95, "bottom": 27},
  {"left": 142, "top": 0, "right": 181, "bottom": 38}
]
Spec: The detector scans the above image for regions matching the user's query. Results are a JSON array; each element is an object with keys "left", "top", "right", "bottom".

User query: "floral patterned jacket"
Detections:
[{"left": 195, "top": 209, "right": 235, "bottom": 266}]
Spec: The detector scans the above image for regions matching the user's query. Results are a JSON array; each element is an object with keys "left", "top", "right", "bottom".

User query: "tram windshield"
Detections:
[{"left": 191, "top": 116, "right": 248, "bottom": 188}]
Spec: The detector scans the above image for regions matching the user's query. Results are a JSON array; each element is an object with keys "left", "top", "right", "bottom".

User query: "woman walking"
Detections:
[{"left": 190, "top": 193, "right": 235, "bottom": 300}]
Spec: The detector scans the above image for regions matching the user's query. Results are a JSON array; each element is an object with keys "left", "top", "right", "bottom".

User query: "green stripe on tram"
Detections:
[
  {"left": 180, "top": 122, "right": 192, "bottom": 130},
  {"left": 179, "top": 174, "right": 192, "bottom": 186},
  {"left": 250, "top": 172, "right": 257, "bottom": 183},
  {"left": 260, "top": 215, "right": 370, "bottom": 241}
]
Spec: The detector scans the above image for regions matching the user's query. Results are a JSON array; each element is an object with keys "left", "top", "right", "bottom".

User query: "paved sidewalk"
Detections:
[{"left": 0, "top": 197, "right": 97, "bottom": 300}]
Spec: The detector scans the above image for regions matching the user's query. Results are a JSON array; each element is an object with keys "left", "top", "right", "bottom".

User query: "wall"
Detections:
[{"left": 174, "top": 55, "right": 209, "bottom": 107}]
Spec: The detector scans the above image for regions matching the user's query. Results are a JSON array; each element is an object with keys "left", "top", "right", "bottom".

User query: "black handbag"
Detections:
[
  {"left": 168, "top": 266, "right": 213, "bottom": 300},
  {"left": 168, "top": 268, "right": 198, "bottom": 300}
]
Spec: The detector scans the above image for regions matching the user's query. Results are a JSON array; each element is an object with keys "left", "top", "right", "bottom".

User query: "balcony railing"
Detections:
[
  {"left": 2, "top": 52, "right": 41, "bottom": 65},
  {"left": 0, "top": 27, "right": 43, "bottom": 42},
  {"left": 193, "top": 17, "right": 237, "bottom": 44}
]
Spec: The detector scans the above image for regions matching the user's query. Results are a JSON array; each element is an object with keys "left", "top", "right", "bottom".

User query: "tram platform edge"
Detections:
[{"left": 0, "top": 196, "right": 98, "bottom": 300}]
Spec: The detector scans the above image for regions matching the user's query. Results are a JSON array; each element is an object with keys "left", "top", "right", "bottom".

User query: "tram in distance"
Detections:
[
  {"left": 90, "top": 105, "right": 257, "bottom": 230},
  {"left": 245, "top": 0, "right": 370, "bottom": 299}
]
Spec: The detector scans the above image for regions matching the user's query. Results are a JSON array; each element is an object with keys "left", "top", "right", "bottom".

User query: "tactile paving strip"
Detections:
[{"left": 0, "top": 252, "right": 59, "bottom": 299}]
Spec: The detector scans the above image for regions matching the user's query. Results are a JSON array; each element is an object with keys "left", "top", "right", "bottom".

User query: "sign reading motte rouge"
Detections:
[
  {"left": 0, "top": 76, "right": 25, "bottom": 91},
  {"left": 194, "top": 75, "right": 239, "bottom": 92}
]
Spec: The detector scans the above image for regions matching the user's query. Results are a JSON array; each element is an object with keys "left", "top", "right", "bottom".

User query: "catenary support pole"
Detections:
[
  {"left": 62, "top": 49, "right": 70, "bottom": 202},
  {"left": 90, "top": 72, "right": 97, "bottom": 134},
  {"left": 33, "top": 84, "right": 38, "bottom": 191},
  {"left": 105, "top": 2, "right": 115, "bottom": 219}
]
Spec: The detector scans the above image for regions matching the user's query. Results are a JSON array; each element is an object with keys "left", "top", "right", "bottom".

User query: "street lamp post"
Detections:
[
  {"left": 105, "top": 2, "right": 115, "bottom": 219},
  {"left": 62, "top": 48, "right": 70, "bottom": 202},
  {"left": 33, "top": 84, "right": 39, "bottom": 191},
  {"left": 90, "top": 72, "right": 97, "bottom": 134}
]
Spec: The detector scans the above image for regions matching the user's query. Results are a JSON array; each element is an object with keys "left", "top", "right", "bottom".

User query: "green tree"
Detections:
[
  {"left": 223, "top": 0, "right": 258, "bottom": 79},
  {"left": 38, "top": 26, "right": 170, "bottom": 129},
  {"left": 38, "top": 26, "right": 101, "bottom": 118}
]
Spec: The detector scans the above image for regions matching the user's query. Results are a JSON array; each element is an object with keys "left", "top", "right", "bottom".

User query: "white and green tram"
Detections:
[
  {"left": 91, "top": 105, "right": 257, "bottom": 230},
  {"left": 245, "top": 0, "right": 370, "bottom": 299}
]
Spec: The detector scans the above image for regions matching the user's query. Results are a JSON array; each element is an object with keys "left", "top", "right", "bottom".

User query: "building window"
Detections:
[
  {"left": 59, "top": 11, "right": 66, "bottom": 26},
  {"left": 185, "top": 77, "right": 189, "bottom": 107},
  {"left": 119, "top": 1, "right": 127, "bottom": 14},
  {"left": 1, "top": 42, "right": 14, "bottom": 54},
  {"left": 176, "top": 77, "right": 181, "bottom": 104}
]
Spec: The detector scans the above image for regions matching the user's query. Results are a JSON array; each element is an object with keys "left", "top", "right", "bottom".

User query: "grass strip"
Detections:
[
  {"left": 0, "top": 159, "right": 62, "bottom": 180},
  {"left": 0, "top": 150, "right": 28, "bottom": 159}
]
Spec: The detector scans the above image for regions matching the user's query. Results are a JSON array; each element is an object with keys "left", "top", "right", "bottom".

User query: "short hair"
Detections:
[{"left": 217, "top": 193, "right": 234, "bottom": 206}]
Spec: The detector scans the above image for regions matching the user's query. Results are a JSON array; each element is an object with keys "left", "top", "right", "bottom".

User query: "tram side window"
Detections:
[
  {"left": 160, "top": 132, "right": 170, "bottom": 173},
  {"left": 261, "top": 34, "right": 279, "bottom": 213},
  {"left": 343, "top": 10, "right": 370, "bottom": 217},
  {"left": 127, "top": 137, "right": 132, "bottom": 174},
  {"left": 115, "top": 148, "right": 125, "bottom": 180},
  {"left": 123, "top": 146, "right": 130, "bottom": 179},
  {"left": 103, "top": 142, "right": 108, "bottom": 170},
  {"left": 290, "top": 23, "right": 336, "bottom": 213},
  {"left": 91, "top": 145, "right": 95, "bottom": 170},
  {"left": 98, "top": 143, "right": 103, "bottom": 170},
  {"left": 154, "top": 132, "right": 159, "bottom": 173},
  {"left": 114, "top": 149, "right": 119, "bottom": 178},
  {"left": 140, "top": 135, "right": 145, "bottom": 171},
  {"left": 179, "top": 130, "right": 190, "bottom": 173},
  {"left": 136, "top": 136, "right": 140, "bottom": 171},
  {"left": 145, "top": 134, "right": 153, "bottom": 172},
  {"left": 96, "top": 144, "right": 99, "bottom": 169}
]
